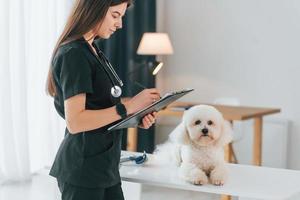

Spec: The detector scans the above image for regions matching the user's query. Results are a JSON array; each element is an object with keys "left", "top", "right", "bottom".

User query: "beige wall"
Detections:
[{"left": 156, "top": 0, "right": 300, "bottom": 170}]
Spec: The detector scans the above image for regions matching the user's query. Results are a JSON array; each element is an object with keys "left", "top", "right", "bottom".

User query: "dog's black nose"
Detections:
[{"left": 202, "top": 128, "right": 208, "bottom": 135}]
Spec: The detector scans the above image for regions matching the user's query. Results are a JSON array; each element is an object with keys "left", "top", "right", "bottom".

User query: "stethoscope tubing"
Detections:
[
  {"left": 85, "top": 40, "right": 123, "bottom": 98},
  {"left": 96, "top": 49, "right": 123, "bottom": 87},
  {"left": 91, "top": 42, "right": 123, "bottom": 87}
]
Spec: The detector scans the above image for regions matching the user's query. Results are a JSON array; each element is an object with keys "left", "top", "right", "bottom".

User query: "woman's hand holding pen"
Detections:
[
  {"left": 124, "top": 88, "right": 161, "bottom": 115},
  {"left": 124, "top": 88, "right": 160, "bottom": 129}
]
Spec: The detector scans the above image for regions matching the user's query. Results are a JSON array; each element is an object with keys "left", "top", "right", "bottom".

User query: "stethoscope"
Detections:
[
  {"left": 88, "top": 40, "right": 123, "bottom": 98},
  {"left": 120, "top": 151, "right": 148, "bottom": 165}
]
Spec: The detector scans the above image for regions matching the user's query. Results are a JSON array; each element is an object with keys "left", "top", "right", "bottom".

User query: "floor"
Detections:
[{"left": 0, "top": 170, "right": 60, "bottom": 200}]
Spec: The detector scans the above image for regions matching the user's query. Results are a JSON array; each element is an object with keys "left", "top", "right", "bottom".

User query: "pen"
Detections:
[
  {"left": 133, "top": 81, "right": 147, "bottom": 89},
  {"left": 133, "top": 81, "right": 161, "bottom": 99}
]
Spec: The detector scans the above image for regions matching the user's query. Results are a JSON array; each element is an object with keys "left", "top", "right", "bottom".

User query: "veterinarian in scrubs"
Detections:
[{"left": 45, "top": 0, "right": 160, "bottom": 199}]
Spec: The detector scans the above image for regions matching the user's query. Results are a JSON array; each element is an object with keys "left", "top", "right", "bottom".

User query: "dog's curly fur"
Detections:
[{"left": 154, "top": 105, "right": 233, "bottom": 185}]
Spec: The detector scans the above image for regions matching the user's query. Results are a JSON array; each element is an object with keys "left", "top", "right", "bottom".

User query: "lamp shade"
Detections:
[{"left": 137, "top": 33, "right": 174, "bottom": 55}]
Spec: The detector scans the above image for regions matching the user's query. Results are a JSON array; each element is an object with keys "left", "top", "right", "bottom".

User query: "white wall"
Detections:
[{"left": 156, "top": 0, "right": 300, "bottom": 170}]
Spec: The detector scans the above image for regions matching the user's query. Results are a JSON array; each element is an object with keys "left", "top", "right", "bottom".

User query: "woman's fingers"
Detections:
[
  {"left": 148, "top": 114, "right": 155, "bottom": 122},
  {"left": 152, "top": 112, "right": 157, "bottom": 117},
  {"left": 144, "top": 89, "right": 161, "bottom": 102},
  {"left": 147, "top": 88, "right": 160, "bottom": 95},
  {"left": 128, "top": 88, "right": 161, "bottom": 113},
  {"left": 143, "top": 112, "right": 156, "bottom": 129},
  {"left": 139, "top": 112, "right": 158, "bottom": 129},
  {"left": 141, "top": 118, "right": 150, "bottom": 129},
  {"left": 144, "top": 115, "right": 152, "bottom": 125},
  {"left": 149, "top": 94, "right": 160, "bottom": 103}
]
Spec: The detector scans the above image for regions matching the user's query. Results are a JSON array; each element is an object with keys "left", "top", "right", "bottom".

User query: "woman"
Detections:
[{"left": 46, "top": 0, "right": 160, "bottom": 199}]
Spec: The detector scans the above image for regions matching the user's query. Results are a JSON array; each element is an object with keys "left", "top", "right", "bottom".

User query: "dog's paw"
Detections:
[
  {"left": 191, "top": 174, "right": 209, "bottom": 185},
  {"left": 179, "top": 163, "right": 209, "bottom": 185},
  {"left": 210, "top": 178, "right": 225, "bottom": 186},
  {"left": 210, "top": 166, "right": 227, "bottom": 186}
]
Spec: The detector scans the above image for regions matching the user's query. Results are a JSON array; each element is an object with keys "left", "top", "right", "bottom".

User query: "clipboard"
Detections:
[{"left": 108, "top": 88, "right": 194, "bottom": 131}]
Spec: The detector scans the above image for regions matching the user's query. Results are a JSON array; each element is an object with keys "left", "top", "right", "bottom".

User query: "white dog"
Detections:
[{"left": 154, "top": 105, "right": 232, "bottom": 185}]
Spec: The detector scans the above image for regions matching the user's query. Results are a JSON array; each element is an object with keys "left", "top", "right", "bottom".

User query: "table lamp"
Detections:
[{"left": 136, "top": 32, "right": 174, "bottom": 75}]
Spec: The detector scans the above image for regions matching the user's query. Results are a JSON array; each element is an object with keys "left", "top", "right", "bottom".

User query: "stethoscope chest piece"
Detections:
[{"left": 111, "top": 85, "right": 122, "bottom": 98}]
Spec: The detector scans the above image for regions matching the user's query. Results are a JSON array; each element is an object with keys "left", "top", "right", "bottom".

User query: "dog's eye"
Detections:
[
  {"left": 208, "top": 120, "right": 213, "bottom": 125},
  {"left": 195, "top": 120, "right": 201, "bottom": 125}
]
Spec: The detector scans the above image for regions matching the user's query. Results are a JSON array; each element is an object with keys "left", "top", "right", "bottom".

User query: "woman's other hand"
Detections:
[
  {"left": 124, "top": 88, "right": 160, "bottom": 114},
  {"left": 138, "top": 112, "right": 157, "bottom": 129}
]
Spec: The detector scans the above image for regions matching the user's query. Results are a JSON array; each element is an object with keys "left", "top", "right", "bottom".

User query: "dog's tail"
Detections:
[{"left": 151, "top": 141, "right": 182, "bottom": 167}]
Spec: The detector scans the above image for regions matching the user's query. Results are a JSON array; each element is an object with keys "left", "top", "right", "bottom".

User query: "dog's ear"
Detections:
[
  {"left": 169, "top": 121, "right": 190, "bottom": 145},
  {"left": 216, "top": 120, "right": 233, "bottom": 147}
]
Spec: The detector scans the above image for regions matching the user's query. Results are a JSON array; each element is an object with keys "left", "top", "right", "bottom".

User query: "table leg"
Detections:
[
  {"left": 224, "top": 144, "right": 232, "bottom": 163},
  {"left": 221, "top": 122, "right": 234, "bottom": 200},
  {"left": 227, "top": 120, "right": 238, "bottom": 164},
  {"left": 221, "top": 195, "right": 231, "bottom": 200},
  {"left": 224, "top": 121, "right": 233, "bottom": 163},
  {"left": 229, "top": 143, "right": 238, "bottom": 163},
  {"left": 127, "top": 128, "right": 138, "bottom": 151},
  {"left": 253, "top": 117, "right": 263, "bottom": 166}
]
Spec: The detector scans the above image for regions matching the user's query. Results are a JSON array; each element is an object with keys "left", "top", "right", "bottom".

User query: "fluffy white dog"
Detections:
[{"left": 154, "top": 105, "right": 232, "bottom": 185}]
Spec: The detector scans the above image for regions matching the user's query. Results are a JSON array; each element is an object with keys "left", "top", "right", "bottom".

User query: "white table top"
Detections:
[{"left": 120, "top": 151, "right": 300, "bottom": 200}]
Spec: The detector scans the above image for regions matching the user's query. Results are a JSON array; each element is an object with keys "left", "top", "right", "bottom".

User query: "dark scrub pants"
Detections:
[
  {"left": 57, "top": 181, "right": 124, "bottom": 200},
  {"left": 49, "top": 38, "right": 124, "bottom": 200}
]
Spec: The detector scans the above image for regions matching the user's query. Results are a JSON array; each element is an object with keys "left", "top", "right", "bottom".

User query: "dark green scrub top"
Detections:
[{"left": 49, "top": 37, "right": 122, "bottom": 188}]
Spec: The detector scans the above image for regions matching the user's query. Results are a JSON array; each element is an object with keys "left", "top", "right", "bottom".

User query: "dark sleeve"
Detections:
[{"left": 59, "top": 47, "right": 93, "bottom": 100}]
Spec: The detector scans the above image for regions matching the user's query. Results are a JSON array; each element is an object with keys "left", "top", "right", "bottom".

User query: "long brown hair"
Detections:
[{"left": 46, "top": 0, "right": 132, "bottom": 97}]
